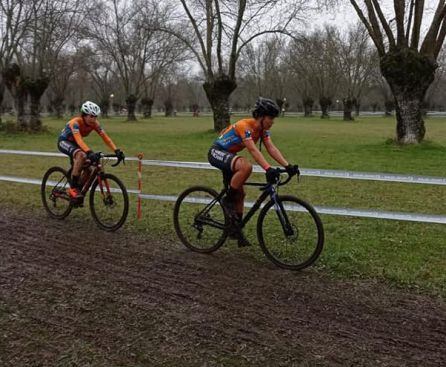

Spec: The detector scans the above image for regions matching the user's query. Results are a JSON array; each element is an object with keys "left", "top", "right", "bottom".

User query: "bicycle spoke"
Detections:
[
  {"left": 258, "top": 196, "right": 324, "bottom": 270},
  {"left": 174, "top": 186, "right": 228, "bottom": 253},
  {"left": 41, "top": 167, "right": 73, "bottom": 219},
  {"left": 90, "top": 174, "right": 129, "bottom": 231}
]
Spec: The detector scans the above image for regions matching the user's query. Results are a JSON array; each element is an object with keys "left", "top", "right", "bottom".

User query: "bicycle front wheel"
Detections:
[
  {"left": 257, "top": 195, "right": 324, "bottom": 270},
  {"left": 173, "top": 186, "right": 228, "bottom": 253},
  {"left": 41, "top": 166, "right": 73, "bottom": 219},
  {"left": 89, "top": 173, "right": 129, "bottom": 231}
]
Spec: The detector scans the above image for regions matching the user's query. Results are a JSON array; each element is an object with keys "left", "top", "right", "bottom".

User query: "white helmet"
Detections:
[{"left": 81, "top": 101, "right": 101, "bottom": 116}]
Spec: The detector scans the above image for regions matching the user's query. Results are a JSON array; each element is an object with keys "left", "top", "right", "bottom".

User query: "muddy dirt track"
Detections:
[{"left": 0, "top": 208, "right": 445, "bottom": 366}]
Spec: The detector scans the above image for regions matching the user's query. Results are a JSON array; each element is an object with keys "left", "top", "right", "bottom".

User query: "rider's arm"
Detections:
[
  {"left": 69, "top": 120, "right": 91, "bottom": 152},
  {"left": 244, "top": 139, "right": 272, "bottom": 170},
  {"left": 263, "top": 138, "right": 289, "bottom": 167},
  {"left": 95, "top": 124, "right": 117, "bottom": 151}
]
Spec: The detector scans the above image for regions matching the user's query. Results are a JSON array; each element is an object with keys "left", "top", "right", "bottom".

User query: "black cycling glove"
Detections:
[
  {"left": 86, "top": 150, "right": 101, "bottom": 163},
  {"left": 265, "top": 167, "right": 281, "bottom": 184},
  {"left": 285, "top": 164, "right": 300, "bottom": 176},
  {"left": 115, "top": 149, "right": 125, "bottom": 161}
]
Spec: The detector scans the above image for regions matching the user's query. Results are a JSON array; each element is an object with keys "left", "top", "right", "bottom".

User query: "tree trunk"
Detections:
[
  {"left": 126, "top": 94, "right": 138, "bottom": 121},
  {"left": 27, "top": 77, "right": 50, "bottom": 131},
  {"left": 99, "top": 98, "right": 110, "bottom": 118},
  {"left": 392, "top": 92, "right": 426, "bottom": 144},
  {"left": 380, "top": 48, "right": 436, "bottom": 144},
  {"left": 0, "top": 81, "right": 4, "bottom": 124},
  {"left": 52, "top": 97, "right": 65, "bottom": 118},
  {"left": 164, "top": 99, "right": 174, "bottom": 117},
  {"left": 354, "top": 98, "right": 360, "bottom": 116},
  {"left": 384, "top": 99, "right": 394, "bottom": 116},
  {"left": 203, "top": 75, "right": 237, "bottom": 132},
  {"left": 302, "top": 97, "right": 313, "bottom": 117},
  {"left": 2, "top": 64, "right": 28, "bottom": 129},
  {"left": 319, "top": 96, "right": 331, "bottom": 119},
  {"left": 342, "top": 98, "right": 354, "bottom": 121},
  {"left": 141, "top": 97, "right": 153, "bottom": 118},
  {"left": 15, "top": 90, "right": 27, "bottom": 130}
]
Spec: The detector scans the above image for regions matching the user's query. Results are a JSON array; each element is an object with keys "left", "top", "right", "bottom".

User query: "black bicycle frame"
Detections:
[
  {"left": 241, "top": 183, "right": 293, "bottom": 236},
  {"left": 195, "top": 177, "right": 295, "bottom": 236}
]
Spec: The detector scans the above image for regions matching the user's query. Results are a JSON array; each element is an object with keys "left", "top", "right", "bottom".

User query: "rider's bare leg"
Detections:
[
  {"left": 72, "top": 150, "right": 87, "bottom": 188},
  {"left": 230, "top": 157, "right": 252, "bottom": 216},
  {"left": 80, "top": 166, "right": 94, "bottom": 187}
]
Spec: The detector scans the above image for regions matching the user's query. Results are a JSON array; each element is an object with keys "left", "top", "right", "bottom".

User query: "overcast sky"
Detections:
[{"left": 312, "top": 1, "right": 357, "bottom": 31}]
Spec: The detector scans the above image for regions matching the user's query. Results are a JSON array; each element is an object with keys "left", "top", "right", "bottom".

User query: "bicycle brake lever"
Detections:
[{"left": 111, "top": 157, "right": 120, "bottom": 167}]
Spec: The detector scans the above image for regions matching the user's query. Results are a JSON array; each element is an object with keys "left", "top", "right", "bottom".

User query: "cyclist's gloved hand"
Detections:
[
  {"left": 265, "top": 167, "right": 281, "bottom": 184},
  {"left": 115, "top": 149, "right": 125, "bottom": 161},
  {"left": 285, "top": 164, "right": 300, "bottom": 177},
  {"left": 86, "top": 150, "right": 101, "bottom": 163}
]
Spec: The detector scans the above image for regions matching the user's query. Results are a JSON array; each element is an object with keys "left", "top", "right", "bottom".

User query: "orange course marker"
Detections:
[{"left": 137, "top": 153, "right": 144, "bottom": 219}]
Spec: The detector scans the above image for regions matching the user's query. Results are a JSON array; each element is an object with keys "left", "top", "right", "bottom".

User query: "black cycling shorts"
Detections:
[
  {"left": 58, "top": 139, "right": 80, "bottom": 160},
  {"left": 208, "top": 145, "right": 238, "bottom": 184}
]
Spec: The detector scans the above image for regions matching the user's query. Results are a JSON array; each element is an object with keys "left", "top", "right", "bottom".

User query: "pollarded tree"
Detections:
[
  {"left": 0, "top": 0, "right": 34, "bottom": 128},
  {"left": 163, "top": 0, "right": 309, "bottom": 131},
  {"left": 350, "top": 0, "right": 446, "bottom": 143},
  {"left": 2, "top": 0, "right": 85, "bottom": 130}
]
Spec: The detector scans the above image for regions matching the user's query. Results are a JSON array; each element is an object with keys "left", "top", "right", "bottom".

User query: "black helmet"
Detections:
[{"left": 252, "top": 97, "right": 280, "bottom": 118}]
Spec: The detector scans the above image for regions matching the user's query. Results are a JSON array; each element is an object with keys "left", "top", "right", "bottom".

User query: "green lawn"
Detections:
[{"left": 1, "top": 114, "right": 446, "bottom": 297}]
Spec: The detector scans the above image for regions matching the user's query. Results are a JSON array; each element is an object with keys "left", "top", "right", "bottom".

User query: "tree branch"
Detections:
[
  {"left": 371, "top": 0, "right": 396, "bottom": 49},
  {"left": 410, "top": 0, "right": 424, "bottom": 49},
  {"left": 229, "top": 0, "right": 246, "bottom": 79},
  {"left": 180, "top": 0, "right": 212, "bottom": 77},
  {"left": 406, "top": 0, "right": 415, "bottom": 44},
  {"left": 421, "top": 1, "right": 446, "bottom": 56},
  {"left": 350, "top": 0, "right": 385, "bottom": 55},
  {"left": 394, "top": 0, "right": 406, "bottom": 46},
  {"left": 214, "top": 0, "right": 223, "bottom": 74}
]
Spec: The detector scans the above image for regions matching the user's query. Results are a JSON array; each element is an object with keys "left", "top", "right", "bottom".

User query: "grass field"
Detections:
[{"left": 1, "top": 114, "right": 446, "bottom": 297}]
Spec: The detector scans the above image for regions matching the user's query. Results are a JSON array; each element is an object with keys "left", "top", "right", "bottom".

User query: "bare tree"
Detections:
[
  {"left": 288, "top": 27, "right": 342, "bottom": 118},
  {"left": 337, "top": 23, "right": 377, "bottom": 120},
  {"left": 89, "top": 0, "right": 185, "bottom": 121},
  {"left": 84, "top": 50, "right": 117, "bottom": 118},
  {"left": 47, "top": 52, "right": 82, "bottom": 118},
  {"left": 350, "top": 0, "right": 446, "bottom": 143},
  {"left": 1, "top": 0, "right": 84, "bottom": 130},
  {"left": 160, "top": 0, "right": 309, "bottom": 131},
  {"left": 285, "top": 40, "right": 317, "bottom": 117},
  {"left": 0, "top": 0, "right": 34, "bottom": 127}
]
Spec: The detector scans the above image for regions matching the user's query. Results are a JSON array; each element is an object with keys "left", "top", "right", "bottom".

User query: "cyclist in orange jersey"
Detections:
[
  {"left": 208, "top": 97, "right": 299, "bottom": 246},
  {"left": 57, "top": 101, "right": 125, "bottom": 200}
]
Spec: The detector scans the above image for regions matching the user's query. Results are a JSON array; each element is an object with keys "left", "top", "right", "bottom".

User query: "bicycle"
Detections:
[
  {"left": 41, "top": 153, "right": 129, "bottom": 231},
  {"left": 173, "top": 169, "right": 324, "bottom": 270}
]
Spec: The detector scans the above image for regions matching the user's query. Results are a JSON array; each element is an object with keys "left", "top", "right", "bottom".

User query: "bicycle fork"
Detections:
[
  {"left": 97, "top": 174, "right": 114, "bottom": 207},
  {"left": 271, "top": 192, "right": 295, "bottom": 237}
]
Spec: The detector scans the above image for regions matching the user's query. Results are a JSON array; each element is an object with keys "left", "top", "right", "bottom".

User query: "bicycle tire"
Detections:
[
  {"left": 41, "top": 166, "right": 73, "bottom": 219},
  {"left": 89, "top": 173, "right": 129, "bottom": 231},
  {"left": 257, "top": 195, "right": 324, "bottom": 270},
  {"left": 173, "top": 186, "right": 228, "bottom": 253}
]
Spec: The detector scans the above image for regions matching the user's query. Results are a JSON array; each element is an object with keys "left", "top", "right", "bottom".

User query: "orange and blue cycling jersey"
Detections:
[
  {"left": 214, "top": 118, "right": 271, "bottom": 153},
  {"left": 59, "top": 116, "right": 116, "bottom": 152}
]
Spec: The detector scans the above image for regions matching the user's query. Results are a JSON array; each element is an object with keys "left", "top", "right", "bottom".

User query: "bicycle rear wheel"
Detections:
[
  {"left": 173, "top": 186, "right": 228, "bottom": 253},
  {"left": 257, "top": 195, "right": 324, "bottom": 270},
  {"left": 89, "top": 173, "right": 129, "bottom": 231},
  {"left": 41, "top": 166, "right": 73, "bottom": 219}
]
